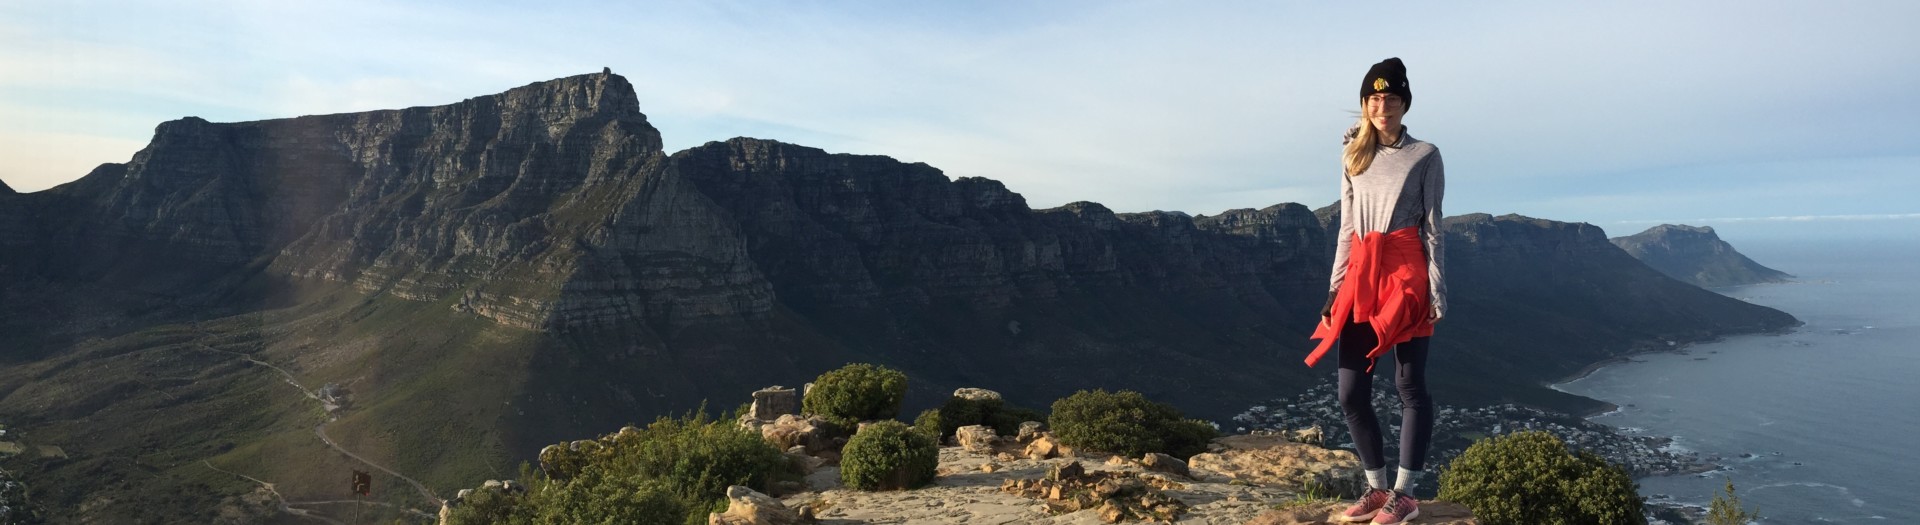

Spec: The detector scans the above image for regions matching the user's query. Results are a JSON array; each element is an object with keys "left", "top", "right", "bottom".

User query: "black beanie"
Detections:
[{"left": 1360, "top": 57, "right": 1411, "bottom": 110}]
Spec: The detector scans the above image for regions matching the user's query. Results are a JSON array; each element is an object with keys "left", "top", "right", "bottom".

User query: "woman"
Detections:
[{"left": 1305, "top": 57, "right": 1445, "bottom": 525}]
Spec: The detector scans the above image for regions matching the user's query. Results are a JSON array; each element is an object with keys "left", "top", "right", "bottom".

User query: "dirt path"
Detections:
[
  {"left": 187, "top": 329, "right": 443, "bottom": 517},
  {"left": 202, "top": 460, "right": 343, "bottom": 525},
  {"left": 314, "top": 423, "right": 444, "bottom": 506}
]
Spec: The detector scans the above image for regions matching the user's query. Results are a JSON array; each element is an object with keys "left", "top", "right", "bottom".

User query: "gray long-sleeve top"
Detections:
[{"left": 1328, "top": 128, "right": 1447, "bottom": 319}]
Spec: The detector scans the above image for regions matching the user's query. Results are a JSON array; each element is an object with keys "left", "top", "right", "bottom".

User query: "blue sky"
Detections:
[{"left": 3, "top": 1, "right": 1915, "bottom": 242}]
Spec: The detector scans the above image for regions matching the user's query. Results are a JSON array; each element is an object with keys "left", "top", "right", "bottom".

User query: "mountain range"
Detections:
[{"left": 0, "top": 71, "right": 1797, "bottom": 522}]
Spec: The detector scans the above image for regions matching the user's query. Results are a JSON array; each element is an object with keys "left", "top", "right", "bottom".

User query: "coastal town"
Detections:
[{"left": 1230, "top": 379, "right": 1714, "bottom": 489}]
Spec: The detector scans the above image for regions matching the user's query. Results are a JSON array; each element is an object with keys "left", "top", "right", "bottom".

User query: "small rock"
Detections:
[
  {"left": 1140, "top": 452, "right": 1190, "bottom": 478},
  {"left": 1106, "top": 455, "right": 1131, "bottom": 466},
  {"left": 707, "top": 485, "right": 803, "bottom": 525},
  {"left": 995, "top": 452, "right": 1019, "bottom": 462},
  {"left": 1048, "top": 461, "right": 1086, "bottom": 482},
  {"left": 981, "top": 462, "right": 1002, "bottom": 473},
  {"left": 1097, "top": 500, "right": 1126, "bottom": 523}
]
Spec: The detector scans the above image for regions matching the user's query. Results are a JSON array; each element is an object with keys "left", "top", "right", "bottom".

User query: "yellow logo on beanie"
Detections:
[{"left": 1373, "top": 77, "right": 1388, "bottom": 91}]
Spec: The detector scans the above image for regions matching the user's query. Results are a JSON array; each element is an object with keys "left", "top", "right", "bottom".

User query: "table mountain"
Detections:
[
  {"left": 1611, "top": 224, "right": 1792, "bottom": 288},
  {"left": 0, "top": 71, "right": 1796, "bottom": 523}
]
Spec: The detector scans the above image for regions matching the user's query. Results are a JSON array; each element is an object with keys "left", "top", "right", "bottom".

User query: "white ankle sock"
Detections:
[
  {"left": 1366, "top": 468, "right": 1390, "bottom": 489},
  {"left": 1394, "top": 467, "right": 1421, "bottom": 493}
]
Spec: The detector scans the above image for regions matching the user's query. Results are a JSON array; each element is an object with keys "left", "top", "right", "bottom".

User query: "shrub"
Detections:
[
  {"left": 931, "top": 395, "right": 1048, "bottom": 438},
  {"left": 840, "top": 420, "right": 939, "bottom": 491},
  {"left": 443, "top": 482, "right": 534, "bottom": 525},
  {"left": 1163, "top": 418, "right": 1220, "bottom": 459},
  {"left": 445, "top": 465, "right": 688, "bottom": 525},
  {"left": 454, "top": 407, "right": 796, "bottom": 525},
  {"left": 912, "top": 408, "right": 943, "bottom": 440},
  {"left": 1706, "top": 478, "right": 1760, "bottom": 525},
  {"left": 803, "top": 363, "right": 908, "bottom": 425},
  {"left": 531, "top": 475, "right": 687, "bottom": 525},
  {"left": 602, "top": 409, "right": 795, "bottom": 508},
  {"left": 1438, "top": 431, "right": 1646, "bottom": 525},
  {"left": 1048, "top": 389, "right": 1216, "bottom": 459}
]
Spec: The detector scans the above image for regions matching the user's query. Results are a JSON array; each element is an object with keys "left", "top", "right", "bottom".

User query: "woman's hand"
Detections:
[{"left": 1428, "top": 305, "right": 1443, "bottom": 324}]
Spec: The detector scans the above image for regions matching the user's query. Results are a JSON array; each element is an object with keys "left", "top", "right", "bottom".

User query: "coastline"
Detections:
[{"left": 1546, "top": 338, "right": 1711, "bottom": 419}]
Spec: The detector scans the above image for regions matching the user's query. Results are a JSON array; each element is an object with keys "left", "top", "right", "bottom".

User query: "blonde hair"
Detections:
[{"left": 1341, "top": 105, "right": 1381, "bottom": 177}]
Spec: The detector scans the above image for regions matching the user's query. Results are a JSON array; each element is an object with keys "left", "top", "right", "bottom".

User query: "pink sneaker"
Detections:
[
  {"left": 1370, "top": 491, "right": 1420, "bottom": 524},
  {"left": 1337, "top": 488, "right": 1392, "bottom": 522}
]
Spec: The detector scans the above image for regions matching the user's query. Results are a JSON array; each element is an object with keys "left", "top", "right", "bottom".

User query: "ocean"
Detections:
[{"left": 1554, "top": 237, "right": 1920, "bottom": 522}]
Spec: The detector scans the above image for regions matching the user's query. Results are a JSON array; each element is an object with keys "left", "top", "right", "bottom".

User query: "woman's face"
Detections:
[{"left": 1365, "top": 93, "right": 1406, "bottom": 134}]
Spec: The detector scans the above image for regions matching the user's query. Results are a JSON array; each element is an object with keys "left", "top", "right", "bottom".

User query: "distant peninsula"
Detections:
[{"left": 1611, "top": 224, "right": 1793, "bottom": 288}]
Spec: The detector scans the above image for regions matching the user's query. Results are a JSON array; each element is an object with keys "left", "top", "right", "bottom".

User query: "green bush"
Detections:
[
  {"left": 930, "top": 395, "right": 1048, "bottom": 438},
  {"left": 912, "top": 408, "right": 943, "bottom": 439},
  {"left": 445, "top": 465, "right": 688, "bottom": 525},
  {"left": 1706, "top": 478, "right": 1760, "bottom": 525},
  {"left": 1048, "top": 389, "right": 1217, "bottom": 459},
  {"left": 803, "top": 363, "right": 908, "bottom": 425},
  {"left": 1163, "top": 418, "right": 1220, "bottom": 459},
  {"left": 840, "top": 420, "right": 939, "bottom": 491},
  {"left": 1438, "top": 431, "right": 1646, "bottom": 525},
  {"left": 452, "top": 407, "right": 796, "bottom": 525}
]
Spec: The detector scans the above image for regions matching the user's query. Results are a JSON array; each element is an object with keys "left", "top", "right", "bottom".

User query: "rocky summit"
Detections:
[
  {"left": 0, "top": 72, "right": 1796, "bottom": 523},
  {"left": 1611, "top": 224, "right": 1792, "bottom": 288}
]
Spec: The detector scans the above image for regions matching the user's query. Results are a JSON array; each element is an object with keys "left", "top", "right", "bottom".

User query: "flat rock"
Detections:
[{"left": 1243, "top": 500, "right": 1477, "bottom": 524}]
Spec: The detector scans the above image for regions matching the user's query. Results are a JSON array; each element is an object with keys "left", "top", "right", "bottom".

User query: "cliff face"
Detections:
[
  {"left": 2, "top": 72, "right": 771, "bottom": 333},
  {"left": 0, "top": 72, "right": 1802, "bottom": 522},
  {"left": 1611, "top": 224, "right": 1792, "bottom": 288}
]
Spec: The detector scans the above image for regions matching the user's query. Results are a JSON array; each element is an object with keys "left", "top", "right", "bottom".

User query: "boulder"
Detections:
[
  {"left": 955, "top": 425, "right": 999, "bottom": 454},
  {"left": 707, "top": 485, "right": 804, "bottom": 525},
  {"left": 1016, "top": 421, "right": 1045, "bottom": 442},
  {"left": 751, "top": 386, "right": 799, "bottom": 420},
  {"left": 1047, "top": 461, "right": 1085, "bottom": 482},
  {"left": 1289, "top": 425, "right": 1325, "bottom": 446},
  {"left": 1140, "top": 452, "right": 1189, "bottom": 478},
  {"left": 952, "top": 387, "right": 1002, "bottom": 402},
  {"left": 1187, "top": 435, "right": 1366, "bottom": 498},
  {"left": 1025, "top": 432, "right": 1073, "bottom": 460},
  {"left": 761, "top": 414, "right": 834, "bottom": 454}
]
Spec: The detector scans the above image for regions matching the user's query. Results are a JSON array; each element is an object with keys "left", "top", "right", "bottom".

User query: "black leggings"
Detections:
[{"left": 1337, "top": 321, "right": 1434, "bottom": 471}]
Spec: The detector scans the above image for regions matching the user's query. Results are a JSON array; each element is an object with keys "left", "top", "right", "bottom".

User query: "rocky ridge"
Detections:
[{"left": 1611, "top": 224, "right": 1792, "bottom": 288}]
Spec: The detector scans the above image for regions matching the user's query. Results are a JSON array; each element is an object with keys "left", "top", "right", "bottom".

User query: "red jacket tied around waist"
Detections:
[{"left": 1307, "top": 226, "right": 1433, "bottom": 369}]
